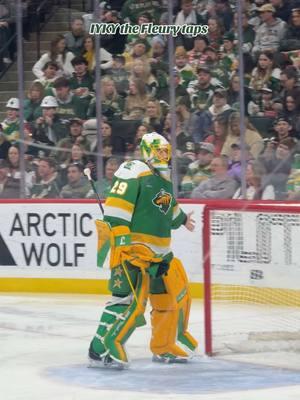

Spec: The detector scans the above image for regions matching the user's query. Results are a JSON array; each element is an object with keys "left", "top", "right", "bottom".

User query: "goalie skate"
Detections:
[
  {"left": 152, "top": 354, "right": 189, "bottom": 364},
  {"left": 88, "top": 347, "right": 128, "bottom": 370}
]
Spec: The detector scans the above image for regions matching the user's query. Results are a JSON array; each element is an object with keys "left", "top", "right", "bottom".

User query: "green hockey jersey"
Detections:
[{"left": 104, "top": 160, "right": 186, "bottom": 257}]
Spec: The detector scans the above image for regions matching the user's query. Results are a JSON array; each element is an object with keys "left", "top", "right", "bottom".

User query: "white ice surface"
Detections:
[{"left": 1, "top": 294, "right": 300, "bottom": 400}]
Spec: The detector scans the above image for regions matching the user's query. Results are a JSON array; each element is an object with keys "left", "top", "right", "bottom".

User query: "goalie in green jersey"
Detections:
[{"left": 89, "top": 132, "right": 198, "bottom": 368}]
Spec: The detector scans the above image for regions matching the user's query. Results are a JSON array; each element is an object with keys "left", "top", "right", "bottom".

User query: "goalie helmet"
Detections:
[{"left": 140, "top": 132, "right": 171, "bottom": 169}]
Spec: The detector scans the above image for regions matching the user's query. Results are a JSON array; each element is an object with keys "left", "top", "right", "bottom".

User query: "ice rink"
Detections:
[{"left": 1, "top": 293, "right": 300, "bottom": 400}]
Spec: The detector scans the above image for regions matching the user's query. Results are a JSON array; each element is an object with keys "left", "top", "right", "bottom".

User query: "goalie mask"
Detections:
[{"left": 140, "top": 133, "right": 171, "bottom": 170}]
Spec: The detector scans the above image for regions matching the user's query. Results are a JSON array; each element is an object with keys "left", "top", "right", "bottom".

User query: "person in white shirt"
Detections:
[{"left": 32, "top": 35, "right": 75, "bottom": 79}]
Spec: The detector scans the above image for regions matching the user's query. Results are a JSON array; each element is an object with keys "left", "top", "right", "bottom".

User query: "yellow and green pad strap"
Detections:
[{"left": 110, "top": 225, "right": 131, "bottom": 269}]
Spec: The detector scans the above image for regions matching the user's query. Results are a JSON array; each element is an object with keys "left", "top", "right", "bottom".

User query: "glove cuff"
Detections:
[{"left": 111, "top": 226, "right": 131, "bottom": 247}]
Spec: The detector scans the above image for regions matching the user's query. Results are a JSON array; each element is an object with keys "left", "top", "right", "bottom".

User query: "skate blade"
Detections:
[
  {"left": 88, "top": 356, "right": 128, "bottom": 370},
  {"left": 152, "top": 355, "right": 188, "bottom": 364}
]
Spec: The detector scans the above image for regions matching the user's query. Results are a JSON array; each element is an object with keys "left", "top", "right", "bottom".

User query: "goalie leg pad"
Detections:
[
  {"left": 103, "top": 270, "right": 149, "bottom": 364},
  {"left": 149, "top": 258, "right": 198, "bottom": 358}
]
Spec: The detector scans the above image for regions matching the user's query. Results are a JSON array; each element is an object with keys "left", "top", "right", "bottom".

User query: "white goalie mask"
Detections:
[{"left": 140, "top": 132, "right": 171, "bottom": 170}]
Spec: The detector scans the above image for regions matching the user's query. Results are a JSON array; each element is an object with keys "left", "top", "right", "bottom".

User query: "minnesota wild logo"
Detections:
[{"left": 152, "top": 189, "right": 172, "bottom": 214}]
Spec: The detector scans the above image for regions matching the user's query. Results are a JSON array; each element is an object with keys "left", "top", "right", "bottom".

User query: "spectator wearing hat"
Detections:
[
  {"left": 180, "top": 142, "right": 214, "bottom": 198},
  {"left": 249, "top": 51, "right": 281, "bottom": 95},
  {"left": 174, "top": 46, "right": 195, "bottom": 89},
  {"left": 123, "top": 38, "right": 151, "bottom": 67},
  {"left": 219, "top": 32, "right": 238, "bottom": 71},
  {"left": 1, "top": 98, "right": 20, "bottom": 142},
  {"left": 32, "top": 35, "right": 75, "bottom": 80},
  {"left": 69, "top": 56, "right": 95, "bottom": 94},
  {"left": 53, "top": 118, "right": 90, "bottom": 165},
  {"left": 204, "top": 115, "right": 229, "bottom": 156},
  {"left": 259, "top": 137, "right": 296, "bottom": 199},
  {"left": 233, "top": 159, "right": 275, "bottom": 200},
  {"left": 221, "top": 112, "right": 264, "bottom": 159},
  {"left": 248, "top": 85, "right": 277, "bottom": 118},
  {"left": 202, "top": 46, "right": 229, "bottom": 88},
  {"left": 82, "top": 35, "right": 113, "bottom": 72},
  {"left": 191, "top": 156, "right": 237, "bottom": 199},
  {"left": 252, "top": 4, "right": 287, "bottom": 56},
  {"left": 60, "top": 163, "right": 92, "bottom": 199},
  {"left": 231, "top": 11, "right": 255, "bottom": 55},
  {"left": 34, "top": 61, "right": 60, "bottom": 93},
  {"left": 24, "top": 82, "right": 44, "bottom": 123},
  {"left": 31, "top": 157, "right": 62, "bottom": 198},
  {"left": 64, "top": 17, "right": 86, "bottom": 57},
  {"left": 125, "top": 12, "right": 153, "bottom": 48},
  {"left": 273, "top": 116, "right": 293, "bottom": 141},
  {"left": 33, "top": 95, "right": 66, "bottom": 147},
  {"left": 280, "top": 7, "right": 300, "bottom": 51},
  {"left": 150, "top": 35, "right": 168, "bottom": 66},
  {"left": 187, "top": 65, "right": 217, "bottom": 112}
]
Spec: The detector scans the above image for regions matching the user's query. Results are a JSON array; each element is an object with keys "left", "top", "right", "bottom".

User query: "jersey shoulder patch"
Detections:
[{"left": 115, "top": 160, "right": 151, "bottom": 180}]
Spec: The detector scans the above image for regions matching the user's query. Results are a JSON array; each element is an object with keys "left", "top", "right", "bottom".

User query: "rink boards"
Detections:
[{"left": 0, "top": 199, "right": 300, "bottom": 302}]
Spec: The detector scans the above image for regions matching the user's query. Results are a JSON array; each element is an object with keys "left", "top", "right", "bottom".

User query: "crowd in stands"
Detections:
[{"left": 0, "top": 0, "right": 300, "bottom": 200}]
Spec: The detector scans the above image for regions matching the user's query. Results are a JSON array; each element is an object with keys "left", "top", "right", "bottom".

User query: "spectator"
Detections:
[
  {"left": 280, "top": 7, "right": 300, "bottom": 51},
  {"left": 123, "top": 38, "right": 151, "bottom": 66},
  {"left": 0, "top": 159, "right": 8, "bottom": 196},
  {"left": 187, "top": 35, "right": 208, "bottom": 70},
  {"left": 1, "top": 144, "right": 35, "bottom": 198},
  {"left": 32, "top": 35, "right": 75, "bottom": 79},
  {"left": 125, "top": 12, "right": 153, "bottom": 47},
  {"left": 121, "top": 0, "right": 161, "bottom": 24},
  {"left": 228, "top": 143, "right": 252, "bottom": 184},
  {"left": 60, "top": 163, "right": 92, "bottom": 198},
  {"left": 249, "top": 51, "right": 281, "bottom": 94},
  {"left": 54, "top": 118, "right": 90, "bottom": 165},
  {"left": 187, "top": 65, "right": 216, "bottom": 112},
  {"left": 221, "top": 112, "right": 265, "bottom": 159},
  {"left": 130, "top": 59, "right": 158, "bottom": 97},
  {"left": 69, "top": 56, "right": 95, "bottom": 94},
  {"left": 65, "top": 143, "right": 88, "bottom": 168},
  {"left": 283, "top": 89, "right": 300, "bottom": 138},
  {"left": 142, "top": 99, "right": 164, "bottom": 134},
  {"left": 2, "top": 98, "right": 20, "bottom": 142},
  {"left": 31, "top": 157, "right": 62, "bottom": 198},
  {"left": 82, "top": 35, "right": 113, "bottom": 71},
  {"left": 174, "top": 46, "right": 195, "bottom": 89},
  {"left": 231, "top": 11, "right": 255, "bottom": 55},
  {"left": 214, "top": 0, "right": 233, "bottom": 32},
  {"left": 95, "top": 157, "right": 121, "bottom": 198},
  {"left": 207, "top": 17, "right": 223, "bottom": 50},
  {"left": 34, "top": 61, "right": 60, "bottom": 92},
  {"left": 99, "top": 8, "right": 127, "bottom": 54},
  {"left": 163, "top": 111, "right": 195, "bottom": 156},
  {"left": 0, "top": 1, "right": 12, "bottom": 64},
  {"left": 123, "top": 78, "right": 150, "bottom": 120},
  {"left": 105, "top": 54, "right": 129, "bottom": 97},
  {"left": 233, "top": 159, "right": 275, "bottom": 200},
  {"left": 160, "top": 69, "right": 191, "bottom": 109},
  {"left": 286, "top": 153, "right": 300, "bottom": 200},
  {"left": 202, "top": 46, "right": 229, "bottom": 88},
  {"left": 0, "top": 124, "right": 10, "bottom": 159},
  {"left": 24, "top": 82, "right": 44, "bottom": 123},
  {"left": 191, "top": 156, "right": 237, "bottom": 199},
  {"left": 180, "top": 142, "right": 214, "bottom": 198},
  {"left": 205, "top": 116, "right": 228, "bottom": 156},
  {"left": 64, "top": 17, "right": 86, "bottom": 56},
  {"left": 227, "top": 74, "right": 251, "bottom": 112},
  {"left": 33, "top": 95, "right": 66, "bottom": 147},
  {"left": 272, "top": 115, "right": 294, "bottom": 141},
  {"left": 88, "top": 120, "right": 113, "bottom": 160},
  {"left": 175, "top": 0, "right": 204, "bottom": 50},
  {"left": 248, "top": 86, "right": 277, "bottom": 118},
  {"left": 271, "top": 0, "right": 291, "bottom": 22},
  {"left": 252, "top": 4, "right": 287, "bottom": 56},
  {"left": 219, "top": 32, "right": 238, "bottom": 72},
  {"left": 53, "top": 77, "right": 89, "bottom": 121}
]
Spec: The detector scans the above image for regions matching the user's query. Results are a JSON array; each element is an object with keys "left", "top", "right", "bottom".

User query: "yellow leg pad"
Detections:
[
  {"left": 150, "top": 307, "right": 189, "bottom": 357},
  {"left": 149, "top": 258, "right": 198, "bottom": 356}
]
